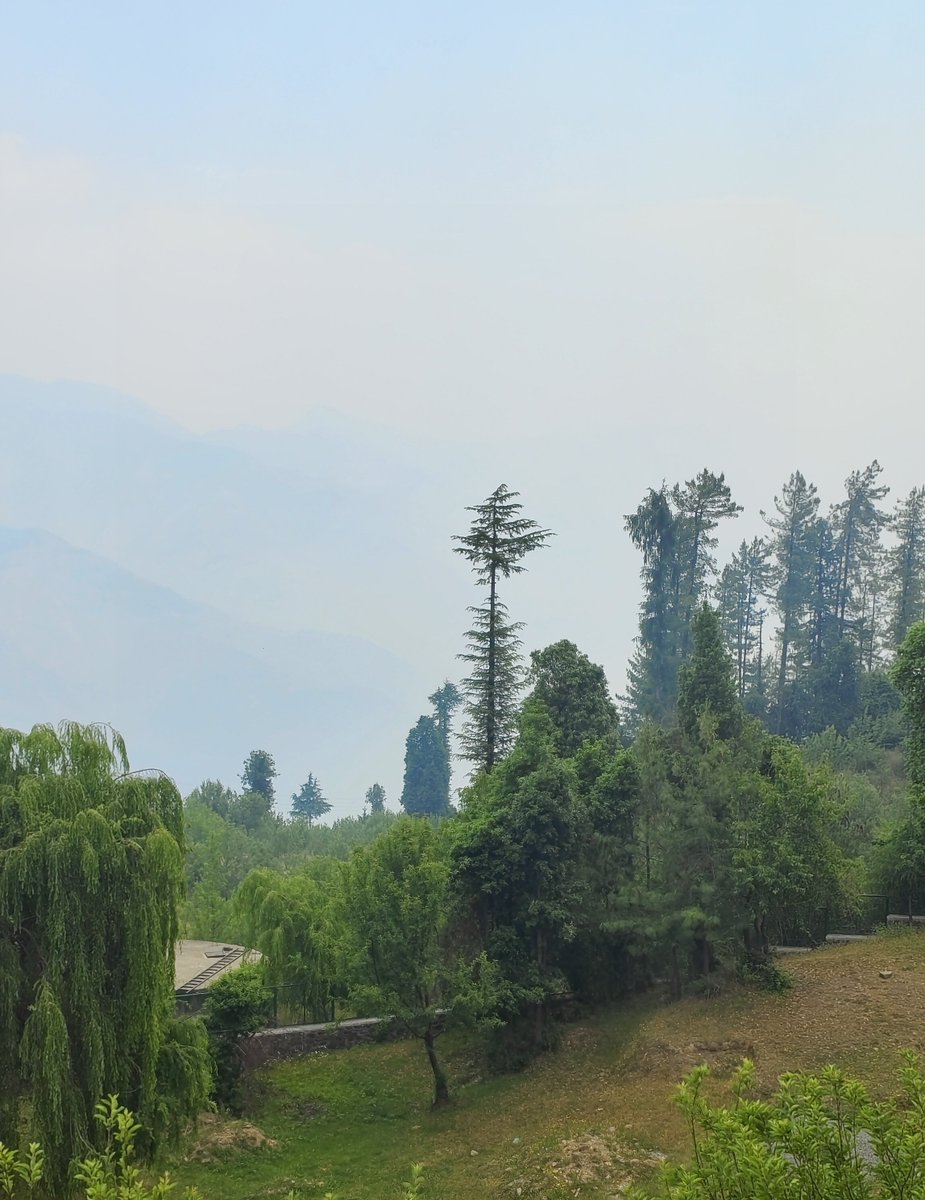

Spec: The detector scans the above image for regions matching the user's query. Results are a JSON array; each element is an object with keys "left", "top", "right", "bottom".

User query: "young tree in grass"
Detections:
[
  {"left": 338, "top": 819, "right": 492, "bottom": 1106},
  {"left": 454, "top": 484, "right": 552, "bottom": 772},
  {"left": 0, "top": 722, "right": 211, "bottom": 1190},
  {"left": 291, "top": 772, "right": 331, "bottom": 825}
]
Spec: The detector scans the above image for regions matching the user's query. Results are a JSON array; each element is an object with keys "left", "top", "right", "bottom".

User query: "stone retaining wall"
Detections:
[{"left": 241, "top": 1017, "right": 397, "bottom": 1070}]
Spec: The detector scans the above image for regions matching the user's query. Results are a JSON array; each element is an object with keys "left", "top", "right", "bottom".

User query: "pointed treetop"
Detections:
[{"left": 452, "top": 484, "right": 553, "bottom": 585}]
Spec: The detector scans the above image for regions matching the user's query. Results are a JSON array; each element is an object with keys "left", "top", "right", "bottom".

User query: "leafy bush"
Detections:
[
  {"left": 0, "top": 1096, "right": 201, "bottom": 1199},
  {"left": 736, "top": 957, "right": 793, "bottom": 993},
  {"left": 647, "top": 1054, "right": 925, "bottom": 1198},
  {"left": 203, "top": 964, "right": 273, "bottom": 1113}
]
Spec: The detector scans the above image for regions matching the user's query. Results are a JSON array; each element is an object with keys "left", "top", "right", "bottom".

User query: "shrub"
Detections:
[
  {"left": 648, "top": 1054, "right": 925, "bottom": 1198},
  {"left": 0, "top": 1096, "right": 201, "bottom": 1199},
  {"left": 203, "top": 964, "right": 273, "bottom": 1113}
]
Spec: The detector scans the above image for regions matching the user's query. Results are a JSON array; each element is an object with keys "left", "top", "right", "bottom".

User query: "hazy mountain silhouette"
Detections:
[{"left": 0, "top": 524, "right": 424, "bottom": 812}]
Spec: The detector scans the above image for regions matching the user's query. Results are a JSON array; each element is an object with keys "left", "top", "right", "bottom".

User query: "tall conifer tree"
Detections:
[
  {"left": 887, "top": 488, "right": 925, "bottom": 648},
  {"left": 453, "top": 485, "right": 552, "bottom": 772},
  {"left": 763, "top": 471, "right": 820, "bottom": 732},
  {"left": 626, "top": 472, "right": 740, "bottom": 725}
]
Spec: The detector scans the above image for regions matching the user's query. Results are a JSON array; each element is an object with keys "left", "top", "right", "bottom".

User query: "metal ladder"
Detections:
[{"left": 176, "top": 948, "right": 244, "bottom": 993}]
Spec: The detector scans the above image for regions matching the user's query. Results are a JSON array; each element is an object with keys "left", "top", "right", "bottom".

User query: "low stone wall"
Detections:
[{"left": 241, "top": 1017, "right": 397, "bottom": 1070}]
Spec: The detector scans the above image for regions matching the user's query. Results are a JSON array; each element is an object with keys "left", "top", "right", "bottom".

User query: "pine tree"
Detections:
[
  {"left": 892, "top": 622, "right": 925, "bottom": 797},
  {"left": 453, "top": 485, "right": 552, "bottom": 772},
  {"left": 625, "top": 485, "right": 685, "bottom": 722},
  {"left": 677, "top": 605, "right": 743, "bottom": 744},
  {"left": 763, "top": 471, "right": 821, "bottom": 733},
  {"left": 716, "top": 537, "right": 770, "bottom": 701},
  {"left": 671, "top": 470, "right": 742, "bottom": 656},
  {"left": 831, "top": 460, "right": 889, "bottom": 642},
  {"left": 626, "top": 473, "right": 740, "bottom": 725},
  {"left": 290, "top": 773, "right": 331, "bottom": 825},
  {"left": 401, "top": 716, "right": 450, "bottom": 815},
  {"left": 887, "top": 488, "right": 925, "bottom": 649},
  {"left": 0, "top": 722, "right": 211, "bottom": 1189}
]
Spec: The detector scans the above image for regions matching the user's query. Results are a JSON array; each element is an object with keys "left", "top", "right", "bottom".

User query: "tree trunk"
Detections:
[
  {"left": 670, "top": 943, "right": 681, "bottom": 1000},
  {"left": 423, "top": 1026, "right": 450, "bottom": 1107}
]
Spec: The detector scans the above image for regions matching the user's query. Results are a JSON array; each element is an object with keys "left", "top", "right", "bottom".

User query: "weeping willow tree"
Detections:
[
  {"left": 0, "top": 722, "right": 211, "bottom": 1190},
  {"left": 234, "top": 864, "right": 337, "bottom": 1022}
]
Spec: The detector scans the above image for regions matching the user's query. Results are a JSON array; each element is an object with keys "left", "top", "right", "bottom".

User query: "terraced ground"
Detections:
[{"left": 172, "top": 930, "right": 925, "bottom": 1200}]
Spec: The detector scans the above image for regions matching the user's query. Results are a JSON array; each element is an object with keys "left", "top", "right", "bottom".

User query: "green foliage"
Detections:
[
  {"left": 429, "top": 681, "right": 462, "bottom": 802},
  {"left": 337, "top": 819, "right": 495, "bottom": 1105},
  {"left": 234, "top": 865, "right": 336, "bottom": 1023},
  {"left": 625, "top": 472, "right": 741, "bottom": 726},
  {"left": 716, "top": 537, "right": 771, "bottom": 704},
  {"left": 185, "top": 780, "right": 237, "bottom": 821},
  {"left": 677, "top": 606, "right": 742, "bottom": 743},
  {"left": 239, "top": 750, "right": 277, "bottom": 805},
  {"left": 892, "top": 622, "right": 925, "bottom": 795},
  {"left": 659, "top": 1054, "right": 925, "bottom": 1198},
  {"left": 735, "top": 957, "right": 793, "bottom": 993},
  {"left": 527, "top": 640, "right": 620, "bottom": 757},
  {"left": 887, "top": 487, "right": 925, "bottom": 648},
  {"left": 364, "top": 783, "right": 386, "bottom": 814},
  {"left": 451, "top": 703, "right": 581, "bottom": 1058},
  {"left": 0, "top": 1096, "right": 202, "bottom": 1199},
  {"left": 454, "top": 483, "right": 552, "bottom": 772},
  {"left": 401, "top": 716, "right": 450, "bottom": 815},
  {"left": 227, "top": 791, "right": 276, "bottom": 832},
  {"left": 290, "top": 773, "right": 331, "bottom": 825},
  {"left": 181, "top": 793, "right": 398, "bottom": 943},
  {"left": 0, "top": 722, "right": 211, "bottom": 1190},
  {"left": 203, "top": 964, "right": 273, "bottom": 1113}
]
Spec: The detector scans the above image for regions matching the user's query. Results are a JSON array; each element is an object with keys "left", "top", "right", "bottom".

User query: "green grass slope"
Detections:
[{"left": 172, "top": 931, "right": 925, "bottom": 1200}]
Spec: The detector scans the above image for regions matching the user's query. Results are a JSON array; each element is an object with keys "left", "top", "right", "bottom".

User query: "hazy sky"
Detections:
[{"left": 3, "top": 2, "right": 925, "bottom": 457}]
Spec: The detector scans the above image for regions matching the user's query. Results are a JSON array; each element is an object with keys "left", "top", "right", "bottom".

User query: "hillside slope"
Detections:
[{"left": 174, "top": 933, "right": 925, "bottom": 1200}]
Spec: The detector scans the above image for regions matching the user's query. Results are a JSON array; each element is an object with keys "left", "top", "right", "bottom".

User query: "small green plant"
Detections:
[
  {"left": 736, "top": 957, "right": 793, "bottom": 993},
  {"left": 0, "top": 1096, "right": 201, "bottom": 1199},
  {"left": 0, "top": 1142, "right": 43, "bottom": 1197}
]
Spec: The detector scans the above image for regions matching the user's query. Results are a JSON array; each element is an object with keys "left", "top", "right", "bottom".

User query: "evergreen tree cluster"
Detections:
[{"left": 627, "top": 464, "right": 925, "bottom": 740}]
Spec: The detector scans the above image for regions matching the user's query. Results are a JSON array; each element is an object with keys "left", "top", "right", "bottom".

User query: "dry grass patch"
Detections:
[{"left": 186, "top": 1113, "right": 280, "bottom": 1163}]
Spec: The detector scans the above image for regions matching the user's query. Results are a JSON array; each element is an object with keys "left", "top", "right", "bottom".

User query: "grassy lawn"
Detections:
[{"left": 171, "top": 931, "right": 925, "bottom": 1200}]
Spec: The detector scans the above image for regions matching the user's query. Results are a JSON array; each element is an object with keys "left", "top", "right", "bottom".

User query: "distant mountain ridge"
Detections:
[{"left": 0, "top": 523, "right": 424, "bottom": 813}]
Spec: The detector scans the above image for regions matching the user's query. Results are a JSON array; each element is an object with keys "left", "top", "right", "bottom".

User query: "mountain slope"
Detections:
[{"left": 0, "top": 526, "right": 424, "bottom": 812}]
